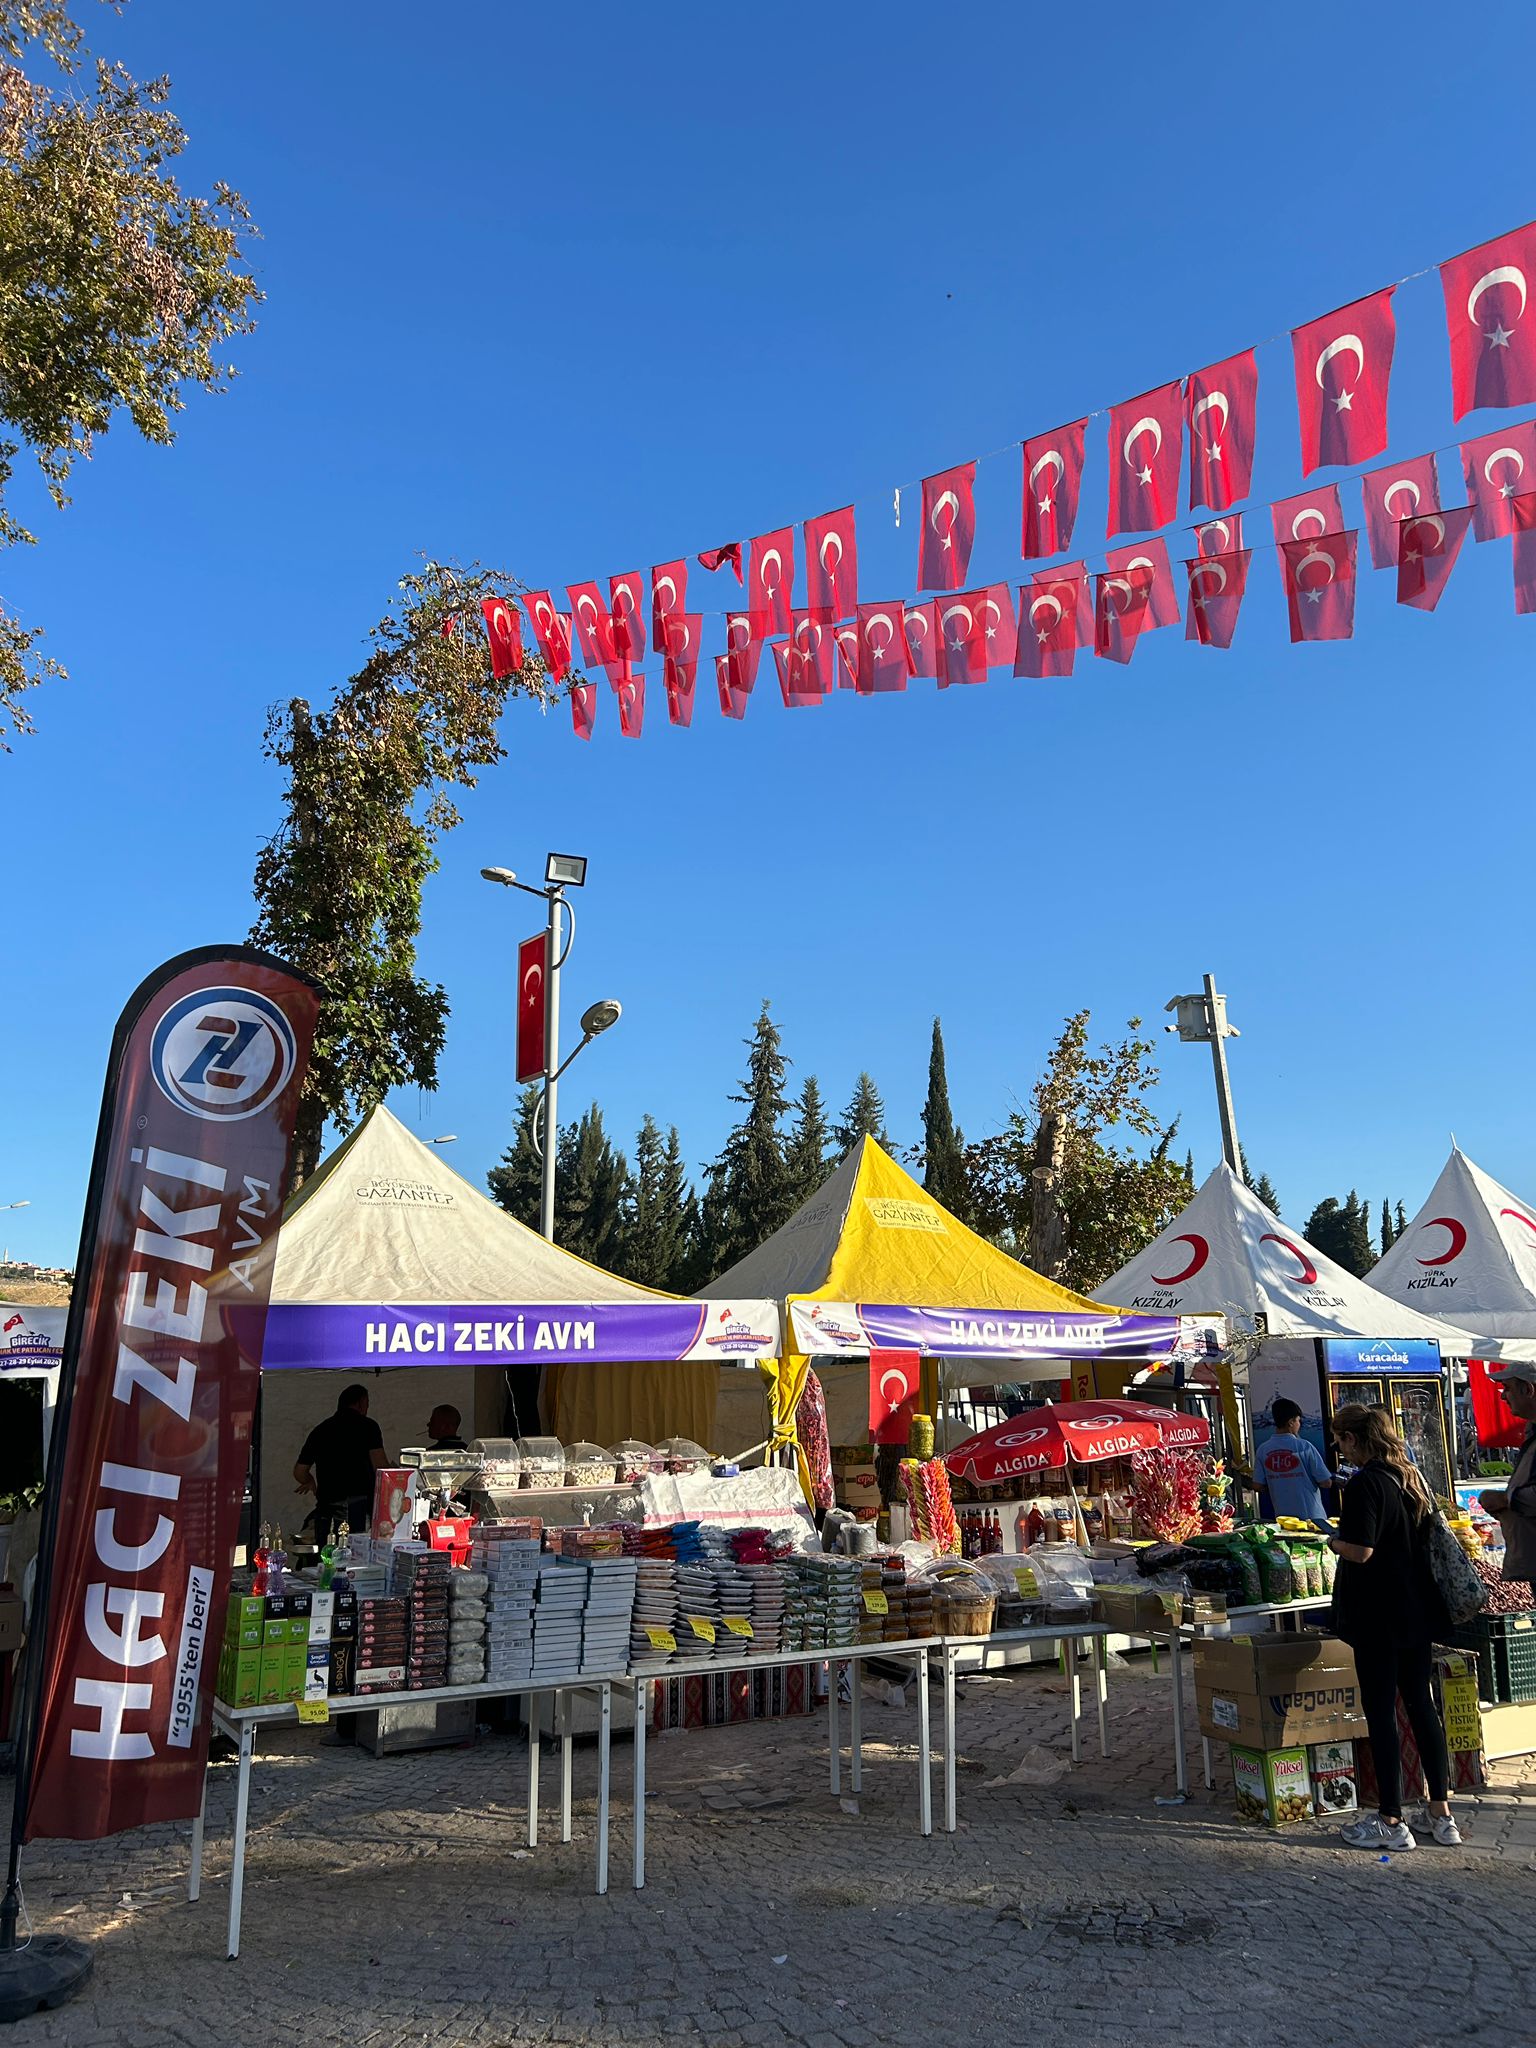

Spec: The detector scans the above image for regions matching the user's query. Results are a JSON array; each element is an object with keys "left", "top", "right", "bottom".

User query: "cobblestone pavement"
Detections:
[{"left": 5, "top": 1654, "right": 1534, "bottom": 2048}]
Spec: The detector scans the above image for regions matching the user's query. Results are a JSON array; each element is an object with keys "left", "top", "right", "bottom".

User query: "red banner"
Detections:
[
  {"left": 869, "top": 1349, "right": 920, "bottom": 1443},
  {"left": 516, "top": 931, "right": 548, "bottom": 1083},
  {"left": 22, "top": 950, "right": 316, "bottom": 1843}
]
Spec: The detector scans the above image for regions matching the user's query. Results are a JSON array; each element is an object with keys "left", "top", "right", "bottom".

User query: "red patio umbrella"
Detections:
[{"left": 945, "top": 1398, "right": 1211, "bottom": 1484}]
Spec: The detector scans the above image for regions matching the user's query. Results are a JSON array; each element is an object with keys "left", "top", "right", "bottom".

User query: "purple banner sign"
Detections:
[
  {"left": 790, "top": 1299, "right": 1179, "bottom": 1361},
  {"left": 250, "top": 1298, "right": 781, "bottom": 1370}
]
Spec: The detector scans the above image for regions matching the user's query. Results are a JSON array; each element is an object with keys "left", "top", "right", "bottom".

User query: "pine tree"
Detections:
[
  {"left": 921, "top": 1019, "right": 970, "bottom": 1222},
  {"left": 785, "top": 1076, "right": 831, "bottom": 1204},
  {"left": 702, "top": 1001, "right": 794, "bottom": 1276},
  {"left": 1395, "top": 1200, "right": 1409, "bottom": 1241},
  {"left": 487, "top": 1084, "right": 544, "bottom": 1229},
  {"left": 555, "top": 1106, "right": 628, "bottom": 1269},
  {"left": 1380, "top": 1198, "right": 1394, "bottom": 1254},
  {"left": 1305, "top": 1191, "right": 1375, "bottom": 1277},
  {"left": 1239, "top": 1143, "right": 1280, "bottom": 1216},
  {"left": 617, "top": 1115, "right": 698, "bottom": 1291},
  {"left": 835, "top": 1072, "right": 889, "bottom": 1153},
  {"left": 659, "top": 1126, "right": 702, "bottom": 1290}
]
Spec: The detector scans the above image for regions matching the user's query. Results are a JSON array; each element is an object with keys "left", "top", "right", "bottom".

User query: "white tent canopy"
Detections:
[
  {"left": 1093, "top": 1163, "right": 1477, "bottom": 1345},
  {"left": 1372, "top": 1146, "right": 1536, "bottom": 1363}
]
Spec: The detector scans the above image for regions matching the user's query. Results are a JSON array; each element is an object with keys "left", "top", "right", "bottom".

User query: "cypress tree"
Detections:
[
  {"left": 1380, "top": 1198, "right": 1394, "bottom": 1254},
  {"left": 922, "top": 1019, "right": 970, "bottom": 1221}
]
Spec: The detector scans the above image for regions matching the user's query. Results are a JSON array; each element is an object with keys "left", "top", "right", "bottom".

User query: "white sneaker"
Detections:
[
  {"left": 1340, "top": 1815, "right": 1417, "bottom": 1850},
  {"left": 1427, "top": 1812, "right": 1463, "bottom": 1846}
]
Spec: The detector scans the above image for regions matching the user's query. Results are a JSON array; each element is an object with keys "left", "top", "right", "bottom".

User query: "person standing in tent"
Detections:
[
  {"left": 1479, "top": 1366, "right": 1536, "bottom": 1586},
  {"left": 1253, "top": 1398, "right": 1337, "bottom": 1529},
  {"left": 294, "top": 1383, "right": 391, "bottom": 1543}
]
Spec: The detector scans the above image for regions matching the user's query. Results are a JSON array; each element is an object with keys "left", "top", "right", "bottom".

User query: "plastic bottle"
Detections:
[{"left": 1026, "top": 1504, "right": 1047, "bottom": 1546}]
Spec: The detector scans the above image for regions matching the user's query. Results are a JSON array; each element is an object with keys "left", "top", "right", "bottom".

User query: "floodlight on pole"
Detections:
[{"left": 1164, "top": 973, "right": 1242, "bottom": 1173}]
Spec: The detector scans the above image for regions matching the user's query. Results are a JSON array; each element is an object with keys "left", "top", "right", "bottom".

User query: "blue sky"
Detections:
[{"left": 5, "top": 1, "right": 1536, "bottom": 1265}]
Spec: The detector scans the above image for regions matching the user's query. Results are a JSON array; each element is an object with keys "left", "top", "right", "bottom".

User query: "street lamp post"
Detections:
[
  {"left": 1164, "top": 973, "right": 1242, "bottom": 1172},
  {"left": 481, "top": 856, "right": 621, "bottom": 1242}
]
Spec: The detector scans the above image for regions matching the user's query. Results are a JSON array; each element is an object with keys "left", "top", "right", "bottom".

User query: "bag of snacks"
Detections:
[{"left": 1252, "top": 1532, "right": 1294, "bottom": 1603}]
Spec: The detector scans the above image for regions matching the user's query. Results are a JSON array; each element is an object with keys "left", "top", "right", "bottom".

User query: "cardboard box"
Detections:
[
  {"left": 304, "top": 1649, "right": 332, "bottom": 1703},
  {"left": 1232, "top": 1744, "right": 1313, "bottom": 1827},
  {"left": 1195, "top": 1631, "right": 1364, "bottom": 1748},
  {"left": 224, "top": 1594, "right": 265, "bottom": 1647},
  {"left": 1094, "top": 1584, "right": 1184, "bottom": 1631},
  {"left": 258, "top": 1643, "right": 288, "bottom": 1705},
  {"left": 1309, "top": 1739, "right": 1359, "bottom": 1816},
  {"left": 282, "top": 1644, "right": 309, "bottom": 1702},
  {"left": 307, "top": 1592, "right": 335, "bottom": 1644},
  {"left": 220, "top": 1644, "right": 261, "bottom": 1709}
]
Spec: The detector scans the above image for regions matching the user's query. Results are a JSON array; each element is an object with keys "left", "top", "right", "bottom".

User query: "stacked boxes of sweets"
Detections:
[
  {"left": 474, "top": 1524, "right": 542, "bottom": 1686},
  {"left": 881, "top": 1556, "right": 916, "bottom": 1643},
  {"left": 393, "top": 1546, "right": 452, "bottom": 1689},
  {"left": 354, "top": 1593, "right": 408, "bottom": 1694},
  {"left": 447, "top": 1568, "right": 489, "bottom": 1687},
  {"left": 545, "top": 1526, "right": 638, "bottom": 1674},
  {"left": 631, "top": 1554, "right": 680, "bottom": 1666},
  {"left": 530, "top": 1557, "right": 587, "bottom": 1681},
  {"left": 730, "top": 1529, "right": 787, "bottom": 1655}
]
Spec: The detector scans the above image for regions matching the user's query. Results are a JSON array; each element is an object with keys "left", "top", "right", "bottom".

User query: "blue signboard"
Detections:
[{"left": 1322, "top": 1337, "right": 1443, "bottom": 1377}]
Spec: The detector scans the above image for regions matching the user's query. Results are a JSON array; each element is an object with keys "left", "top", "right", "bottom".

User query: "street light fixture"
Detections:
[
  {"left": 1164, "top": 973, "right": 1242, "bottom": 1173},
  {"left": 425, "top": 1135, "right": 458, "bottom": 1145},
  {"left": 2, "top": 1201, "right": 28, "bottom": 1210}
]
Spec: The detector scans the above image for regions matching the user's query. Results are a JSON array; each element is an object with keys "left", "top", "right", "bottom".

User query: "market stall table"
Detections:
[{"left": 935, "top": 1623, "right": 1112, "bottom": 1829}]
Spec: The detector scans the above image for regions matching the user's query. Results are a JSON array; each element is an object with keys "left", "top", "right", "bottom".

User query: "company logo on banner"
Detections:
[{"left": 22, "top": 948, "right": 317, "bottom": 1846}]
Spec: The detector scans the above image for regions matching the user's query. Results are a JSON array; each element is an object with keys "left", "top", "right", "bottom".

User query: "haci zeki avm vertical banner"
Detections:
[{"left": 20, "top": 948, "right": 317, "bottom": 1844}]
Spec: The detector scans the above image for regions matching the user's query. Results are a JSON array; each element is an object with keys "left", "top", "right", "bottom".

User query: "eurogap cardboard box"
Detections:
[{"left": 1195, "top": 1629, "right": 1364, "bottom": 1748}]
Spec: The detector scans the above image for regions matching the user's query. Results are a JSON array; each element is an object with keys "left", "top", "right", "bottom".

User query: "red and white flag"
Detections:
[
  {"left": 571, "top": 681, "right": 598, "bottom": 740},
  {"left": 609, "top": 572, "right": 646, "bottom": 660},
  {"left": 725, "top": 610, "right": 768, "bottom": 693},
  {"left": 919, "top": 461, "right": 977, "bottom": 589},
  {"left": 855, "top": 603, "right": 909, "bottom": 693},
  {"left": 1184, "top": 550, "right": 1251, "bottom": 649},
  {"left": 1107, "top": 382, "right": 1183, "bottom": 536},
  {"left": 663, "top": 641, "right": 699, "bottom": 727},
  {"left": 1361, "top": 455, "right": 1441, "bottom": 570},
  {"left": 1512, "top": 493, "right": 1536, "bottom": 615},
  {"left": 1189, "top": 512, "right": 1245, "bottom": 559},
  {"left": 935, "top": 593, "right": 989, "bottom": 687},
  {"left": 1093, "top": 565, "right": 1154, "bottom": 664},
  {"left": 1441, "top": 222, "right": 1536, "bottom": 419},
  {"left": 1281, "top": 530, "right": 1358, "bottom": 642},
  {"left": 523, "top": 592, "right": 572, "bottom": 684},
  {"left": 790, "top": 611, "right": 837, "bottom": 696},
  {"left": 805, "top": 506, "right": 858, "bottom": 620},
  {"left": 869, "top": 1350, "right": 920, "bottom": 1443},
  {"left": 1271, "top": 483, "right": 1344, "bottom": 546},
  {"left": 481, "top": 595, "right": 524, "bottom": 679},
  {"left": 1397, "top": 505, "right": 1472, "bottom": 613},
  {"left": 1291, "top": 288, "right": 1395, "bottom": 473},
  {"left": 651, "top": 559, "right": 688, "bottom": 653},
  {"left": 715, "top": 654, "right": 749, "bottom": 719},
  {"left": 1021, "top": 420, "right": 1086, "bottom": 558},
  {"left": 698, "top": 542, "right": 743, "bottom": 580},
  {"left": 749, "top": 527, "right": 795, "bottom": 635},
  {"left": 1033, "top": 560, "right": 1094, "bottom": 647},
  {"left": 1105, "top": 537, "right": 1179, "bottom": 628},
  {"left": 1461, "top": 420, "right": 1536, "bottom": 540},
  {"left": 568, "top": 581, "right": 628, "bottom": 684},
  {"left": 772, "top": 639, "right": 825, "bottom": 709},
  {"left": 834, "top": 622, "right": 860, "bottom": 691},
  {"left": 903, "top": 602, "right": 938, "bottom": 678},
  {"left": 1014, "top": 574, "right": 1083, "bottom": 678},
  {"left": 1185, "top": 349, "right": 1257, "bottom": 512},
  {"left": 617, "top": 674, "right": 645, "bottom": 738}
]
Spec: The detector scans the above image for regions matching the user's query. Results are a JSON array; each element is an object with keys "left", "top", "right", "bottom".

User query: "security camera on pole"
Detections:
[{"left": 1164, "top": 972, "right": 1242, "bottom": 1172}]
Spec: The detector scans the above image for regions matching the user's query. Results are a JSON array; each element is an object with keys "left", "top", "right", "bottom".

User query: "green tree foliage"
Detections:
[
  {"left": 0, "top": 2, "right": 262, "bottom": 742},
  {"left": 616, "top": 1114, "right": 699, "bottom": 1293},
  {"left": 1380, "top": 1198, "right": 1395, "bottom": 1254},
  {"left": 554, "top": 1105, "right": 627, "bottom": 1270},
  {"left": 250, "top": 560, "right": 548, "bottom": 1184},
  {"left": 964, "top": 1011, "right": 1191, "bottom": 1292},
  {"left": 785, "top": 1075, "right": 830, "bottom": 1205},
  {"left": 700, "top": 1001, "right": 793, "bottom": 1277},
  {"left": 834, "top": 1072, "right": 889, "bottom": 1154},
  {"left": 1395, "top": 1200, "right": 1409, "bottom": 1242},
  {"left": 920, "top": 1019, "right": 970, "bottom": 1223},
  {"left": 1304, "top": 1190, "right": 1376, "bottom": 1277},
  {"left": 486, "top": 1084, "right": 543, "bottom": 1229},
  {"left": 1239, "top": 1144, "right": 1281, "bottom": 1216}
]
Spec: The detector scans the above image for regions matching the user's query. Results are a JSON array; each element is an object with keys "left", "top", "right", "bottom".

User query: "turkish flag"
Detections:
[
  {"left": 749, "top": 527, "right": 795, "bottom": 635},
  {"left": 772, "top": 639, "right": 825, "bottom": 708},
  {"left": 805, "top": 506, "right": 858, "bottom": 620},
  {"left": 790, "top": 611, "right": 837, "bottom": 695},
  {"left": 698, "top": 542, "right": 743, "bottom": 580},
  {"left": 523, "top": 592, "right": 571, "bottom": 685},
  {"left": 715, "top": 655, "right": 748, "bottom": 719},
  {"left": 516, "top": 932, "right": 547, "bottom": 1082},
  {"left": 1461, "top": 420, "right": 1536, "bottom": 540},
  {"left": 651, "top": 559, "right": 688, "bottom": 653},
  {"left": 609, "top": 572, "right": 646, "bottom": 660},
  {"left": 567, "top": 581, "right": 614, "bottom": 669},
  {"left": 663, "top": 645, "right": 698, "bottom": 727},
  {"left": 1014, "top": 575, "right": 1083, "bottom": 678},
  {"left": 1021, "top": 420, "right": 1086, "bottom": 558},
  {"left": 919, "top": 461, "right": 976, "bottom": 589},
  {"left": 1189, "top": 511, "right": 1244, "bottom": 559},
  {"left": 725, "top": 610, "right": 768, "bottom": 693},
  {"left": 1107, "top": 382, "right": 1183, "bottom": 536},
  {"left": 1441, "top": 222, "right": 1536, "bottom": 419},
  {"left": 1106, "top": 537, "right": 1178, "bottom": 628},
  {"left": 570, "top": 681, "right": 598, "bottom": 740},
  {"left": 904, "top": 602, "right": 938, "bottom": 678},
  {"left": 869, "top": 1349, "right": 920, "bottom": 1443},
  {"left": 855, "top": 602, "right": 909, "bottom": 693},
  {"left": 1094, "top": 565, "right": 1154, "bottom": 663},
  {"left": 617, "top": 674, "right": 645, "bottom": 738},
  {"left": 1034, "top": 560, "right": 1094, "bottom": 647},
  {"left": 1183, "top": 550, "right": 1251, "bottom": 648},
  {"left": 1512, "top": 493, "right": 1536, "bottom": 615},
  {"left": 481, "top": 595, "right": 524, "bottom": 679},
  {"left": 834, "top": 622, "right": 860, "bottom": 691},
  {"left": 1185, "top": 349, "right": 1257, "bottom": 512},
  {"left": 1271, "top": 483, "right": 1344, "bottom": 547},
  {"left": 935, "top": 593, "right": 990, "bottom": 687},
  {"left": 1281, "top": 530, "right": 1358, "bottom": 642},
  {"left": 1292, "top": 288, "right": 1395, "bottom": 473},
  {"left": 1396, "top": 505, "right": 1472, "bottom": 613},
  {"left": 1361, "top": 454, "right": 1441, "bottom": 569},
  {"left": 1470, "top": 1356, "right": 1527, "bottom": 1452}
]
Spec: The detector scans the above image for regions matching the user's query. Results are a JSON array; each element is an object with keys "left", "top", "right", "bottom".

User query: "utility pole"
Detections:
[{"left": 1164, "top": 974, "right": 1242, "bottom": 1173}]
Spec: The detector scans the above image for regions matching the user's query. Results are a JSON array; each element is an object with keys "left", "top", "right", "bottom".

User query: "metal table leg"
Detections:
[
  {"left": 916, "top": 1650, "right": 932, "bottom": 1837},
  {"left": 189, "top": 1767, "right": 206, "bottom": 1903},
  {"left": 849, "top": 1657, "right": 863, "bottom": 1793},
  {"left": 1095, "top": 1633, "right": 1110, "bottom": 1758},
  {"left": 631, "top": 1679, "right": 647, "bottom": 1891},
  {"left": 827, "top": 1663, "right": 841, "bottom": 1796},
  {"left": 595, "top": 1682, "right": 611, "bottom": 1897},
  {"left": 226, "top": 1721, "right": 254, "bottom": 1961},
  {"left": 1067, "top": 1635, "right": 1084, "bottom": 1763},
  {"left": 527, "top": 1691, "right": 541, "bottom": 1849},
  {"left": 943, "top": 1645, "right": 957, "bottom": 1834},
  {"left": 560, "top": 1690, "right": 573, "bottom": 1845},
  {"left": 1170, "top": 1633, "right": 1189, "bottom": 1797},
  {"left": 1201, "top": 1735, "right": 1214, "bottom": 1790}
]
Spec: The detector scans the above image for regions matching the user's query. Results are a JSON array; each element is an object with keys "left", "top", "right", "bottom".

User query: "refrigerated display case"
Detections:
[{"left": 1320, "top": 1338, "right": 1452, "bottom": 1504}]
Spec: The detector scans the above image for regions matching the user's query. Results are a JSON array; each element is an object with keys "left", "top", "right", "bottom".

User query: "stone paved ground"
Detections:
[{"left": 5, "top": 1654, "right": 1535, "bottom": 2048}]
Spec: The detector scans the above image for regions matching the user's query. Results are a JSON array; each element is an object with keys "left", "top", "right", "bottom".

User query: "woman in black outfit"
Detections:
[{"left": 1328, "top": 1402, "right": 1459, "bottom": 1850}]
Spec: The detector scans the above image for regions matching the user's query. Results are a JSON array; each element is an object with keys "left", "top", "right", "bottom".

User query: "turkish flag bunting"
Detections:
[
  {"left": 523, "top": 592, "right": 572, "bottom": 685},
  {"left": 698, "top": 542, "right": 743, "bottom": 581},
  {"left": 1512, "top": 493, "right": 1536, "bottom": 615},
  {"left": 834, "top": 622, "right": 860, "bottom": 691},
  {"left": 725, "top": 611, "right": 768, "bottom": 693},
  {"left": 855, "top": 602, "right": 909, "bottom": 693},
  {"left": 772, "top": 639, "right": 825, "bottom": 709},
  {"left": 1107, "top": 382, "right": 1183, "bottom": 537},
  {"left": 1014, "top": 575, "right": 1083, "bottom": 678},
  {"left": 749, "top": 527, "right": 795, "bottom": 635},
  {"left": 1460, "top": 420, "right": 1536, "bottom": 540},
  {"left": 869, "top": 1349, "right": 920, "bottom": 1442},
  {"left": 805, "top": 506, "right": 858, "bottom": 620},
  {"left": 663, "top": 645, "right": 698, "bottom": 727},
  {"left": 480, "top": 595, "right": 523, "bottom": 679},
  {"left": 1034, "top": 560, "right": 1094, "bottom": 647},
  {"left": 1441, "top": 222, "right": 1536, "bottom": 419},
  {"left": 1396, "top": 505, "right": 1472, "bottom": 613},
  {"left": 1183, "top": 550, "right": 1252, "bottom": 648},
  {"left": 1105, "top": 537, "right": 1178, "bottom": 628},
  {"left": 933, "top": 591, "right": 997, "bottom": 687},
  {"left": 1094, "top": 565, "right": 1154, "bottom": 663},
  {"left": 1189, "top": 512, "right": 1244, "bottom": 559},
  {"left": 1021, "top": 420, "right": 1086, "bottom": 559},
  {"left": 609, "top": 572, "right": 646, "bottom": 661},
  {"left": 904, "top": 602, "right": 938, "bottom": 678},
  {"left": 1291, "top": 288, "right": 1395, "bottom": 474},
  {"left": 1361, "top": 455, "right": 1441, "bottom": 569},
  {"left": 1185, "top": 349, "right": 1257, "bottom": 512},
  {"left": 617, "top": 674, "right": 645, "bottom": 738},
  {"left": 570, "top": 681, "right": 598, "bottom": 741},
  {"left": 651, "top": 559, "right": 688, "bottom": 653},
  {"left": 567, "top": 581, "right": 612, "bottom": 667},
  {"left": 790, "top": 611, "right": 838, "bottom": 696},
  {"left": 1271, "top": 483, "right": 1344, "bottom": 547},
  {"left": 715, "top": 654, "right": 748, "bottom": 719},
  {"left": 919, "top": 461, "right": 977, "bottom": 589},
  {"left": 1281, "top": 530, "right": 1358, "bottom": 642}
]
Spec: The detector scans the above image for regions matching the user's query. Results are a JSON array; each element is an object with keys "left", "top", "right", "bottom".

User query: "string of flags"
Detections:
[{"left": 471, "top": 220, "right": 1536, "bottom": 740}]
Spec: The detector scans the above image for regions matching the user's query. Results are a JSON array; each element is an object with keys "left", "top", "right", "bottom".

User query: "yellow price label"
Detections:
[
  {"left": 1013, "top": 1567, "right": 1040, "bottom": 1599},
  {"left": 723, "top": 1616, "right": 754, "bottom": 1637},
  {"left": 687, "top": 1615, "right": 716, "bottom": 1644},
  {"left": 297, "top": 1698, "right": 330, "bottom": 1725},
  {"left": 862, "top": 1590, "right": 889, "bottom": 1615},
  {"left": 644, "top": 1626, "right": 677, "bottom": 1653}
]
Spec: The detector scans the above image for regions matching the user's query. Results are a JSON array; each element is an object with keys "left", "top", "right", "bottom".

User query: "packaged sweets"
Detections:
[{"left": 1253, "top": 1534, "right": 1294, "bottom": 1604}]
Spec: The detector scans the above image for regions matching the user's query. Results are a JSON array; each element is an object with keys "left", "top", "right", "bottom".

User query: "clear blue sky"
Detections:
[{"left": 5, "top": 1, "right": 1536, "bottom": 1265}]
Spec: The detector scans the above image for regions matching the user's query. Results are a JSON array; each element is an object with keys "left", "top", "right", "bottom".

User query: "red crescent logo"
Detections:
[
  {"left": 1416, "top": 1216, "right": 1467, "bottom": 1267},
  {"left": 1501, "top": 1207, "right": 1536, "bottom": 1239},
  {"left": 1260, "top": 1233, "right": 1319, "bottom": 1286},
  {"left": 1151, "top": 1233, "right": 1209, "bottom": 1286}
]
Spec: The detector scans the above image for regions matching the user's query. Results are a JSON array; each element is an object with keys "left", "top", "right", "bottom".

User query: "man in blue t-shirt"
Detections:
[{"left": 1254, "top": 1398, "right": 1336, "bottom": 1527}]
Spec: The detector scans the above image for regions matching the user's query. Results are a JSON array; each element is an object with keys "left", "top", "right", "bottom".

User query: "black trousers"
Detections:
[{"left": 1353, "top": 1636, "right": 1450, "bottom": 1817}]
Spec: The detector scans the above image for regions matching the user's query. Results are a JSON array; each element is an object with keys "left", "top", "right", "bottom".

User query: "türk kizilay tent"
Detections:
[{"left": 1371, "top": 1145, "right": 1536, "bottom": 1364}]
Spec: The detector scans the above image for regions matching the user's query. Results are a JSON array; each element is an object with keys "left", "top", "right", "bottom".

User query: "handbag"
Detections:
[{"left": 1419, "top": 1504, "right": 1487, "bottom": 1627}]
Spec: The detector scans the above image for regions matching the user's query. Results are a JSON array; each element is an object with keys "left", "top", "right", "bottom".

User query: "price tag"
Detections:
[
  {"left": 1013, "top": 1567, "right": 1040, "bottom": 1599},
  {"left": 297, "top": 1698, "right": 330, "bottom": 1725},
  {"left": 687, "top": 1615, "right": 716, "bottom": 1644},
  {"left": 862, "top": 1590, "right": 889, "bottom": 1615},
  {"left": 723, "top": 1616, "right": 754, "bottom": 1638},
  {"left": 644, "top": 1626, "right": 677, "bottom": 1653}
]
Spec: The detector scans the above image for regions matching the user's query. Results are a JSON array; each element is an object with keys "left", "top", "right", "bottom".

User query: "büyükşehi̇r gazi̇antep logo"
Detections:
[{"left": 149, "top": 987, "right": 298, "bottom": 1121}]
